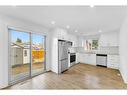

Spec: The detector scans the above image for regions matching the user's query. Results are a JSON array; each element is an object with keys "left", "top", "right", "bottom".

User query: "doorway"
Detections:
[
  {"left": 31, "top": 33, "right": 46, "bottom": 76},
  {"left": 8, "top": 28, "right": 46, "bottom": 84}
]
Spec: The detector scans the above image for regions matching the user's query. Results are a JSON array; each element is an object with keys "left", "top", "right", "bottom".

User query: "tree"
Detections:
[{"left": 16, "top": 38, "right": 22, "bottom": 43}]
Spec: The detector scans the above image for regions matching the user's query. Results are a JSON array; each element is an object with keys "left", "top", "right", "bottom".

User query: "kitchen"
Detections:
[
  {"left": 0, "top": 6, "right": 127, "bottom": 89},
  {"left": 51, "top": 27, "right": 119, "bottom": 74}
]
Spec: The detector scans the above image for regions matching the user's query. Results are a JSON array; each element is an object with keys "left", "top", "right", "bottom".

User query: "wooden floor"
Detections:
[{"left": 7, "top": 63, "right": 127, "bottom": 89}]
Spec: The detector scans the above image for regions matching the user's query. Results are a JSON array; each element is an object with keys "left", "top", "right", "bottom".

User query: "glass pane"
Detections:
[
  {"left": 32, "top": 34, "right": 45, "bottom": 75},
  {"left": 9, "top": 29, "right": 30, "bottom": 82},
  {"left": 92, "top": 40, "right": 98, "bottom": 50}
]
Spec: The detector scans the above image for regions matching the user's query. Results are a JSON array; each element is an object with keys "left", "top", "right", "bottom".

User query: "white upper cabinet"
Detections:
[
  {"left": 52, "top": 28, "right": 78, "bottom": 47},
  {"left": 56, "top": 29, "right": 67, "bottom": 40}
]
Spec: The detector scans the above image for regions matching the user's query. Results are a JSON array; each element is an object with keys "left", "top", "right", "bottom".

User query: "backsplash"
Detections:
[
  {"left": 68, "top": 47, "right": 77, "bottom": 53},
  {"left": 75, "top": 47, "right": 85, "bottom": 52},
  {"left": 97, "top": 46, "right": 119, "bottom": 54},
  {"left": 74, "top": 46, "right": 119, "bottom": 55}
]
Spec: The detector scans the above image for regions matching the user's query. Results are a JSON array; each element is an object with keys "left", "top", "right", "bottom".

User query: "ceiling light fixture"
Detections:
[
  {"left": 90, "top": 4, "right": 94, "bottom": 8},
  {"left": 66, "top": 25, "right": 70, "bottom": 29},
  {"left": 51, "top": 21, "right": 55, "bottom": 25},
  {"left": 75, "top": 30, "right": 78, "bottom": 32},
  {"left": 12, "top": 5, "right": 17, "bottom": 7},
  {"left": 99, "top": 30, "right": 102, "bottom": 33}
]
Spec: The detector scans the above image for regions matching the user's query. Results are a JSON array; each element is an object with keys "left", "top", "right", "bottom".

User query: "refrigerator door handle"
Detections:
[{"left": 59, "top": 58, "right": 68, "bottom": 61}]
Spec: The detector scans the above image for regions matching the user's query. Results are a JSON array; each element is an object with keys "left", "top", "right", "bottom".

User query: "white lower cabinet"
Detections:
[
  {"left": 107, "top": 55, "right": 119, "bottom": 69},
  {"left": 76, "top": 53, "right": 119, "bottom": 69},
  {"left": 76, "top": 53, "right": 85, "bottom": 63},
  {"left": 76, "top": 53, "right": 96, "bottom": 65}
]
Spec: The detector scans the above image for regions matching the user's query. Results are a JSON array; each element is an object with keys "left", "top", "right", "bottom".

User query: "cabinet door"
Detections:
[
  {"left": 77, "top": 53, "right": 96, "bottom": 65},
  {"left": 107, "top": 55, "right": 119, "bottom": 69},
  {"left": 80, "top": 54, "right": 86, "bottom": 63},
  {"left": 77, "top": 53, "right": 85, "bottom": 63},
  {"left": 76, "top": 53, "right": 80, "bottom": 63},
  {"left": 84, "top": 54, "right": 89, "bottom": 63},
  {"left": 86, "top": 54, "right": 96, "bottom": 65},
  {"left": 76, "top": 53, "right": 79, "bottom": 63}
]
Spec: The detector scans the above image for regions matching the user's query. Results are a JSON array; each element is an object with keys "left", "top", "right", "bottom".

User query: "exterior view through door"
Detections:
[
  {"left": 31, "top": 33, "right": 46, "bottom": 75},
  {"left": 9, "top": 28, "right": 46, "bottom": 84}
]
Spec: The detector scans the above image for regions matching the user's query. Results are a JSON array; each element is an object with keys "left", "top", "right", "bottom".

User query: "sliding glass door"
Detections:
[
  {"left": 9, "top": 29, "right": 31, "bottom": 82},
  {"left": 9, "top": 28, "right": 46, "bottom": 84},
  {"left": 31, "top": 34, "right": 46, "bottom": 75}
]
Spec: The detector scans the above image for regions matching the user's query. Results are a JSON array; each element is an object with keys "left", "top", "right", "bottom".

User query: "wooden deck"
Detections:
[{"left": 12, "top": 63, "right": 44, "bottom": 75}]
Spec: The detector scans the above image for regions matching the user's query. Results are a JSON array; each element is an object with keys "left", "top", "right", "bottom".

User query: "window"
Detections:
[
  {"left": 92, "top": 40, "right": 98, "bottom": 50},
  {"left": 24, "top": 50, "right": 27, "bottom": 56},
  {"left": 84, "top": 39, "right": 98, "bottom": 50}
]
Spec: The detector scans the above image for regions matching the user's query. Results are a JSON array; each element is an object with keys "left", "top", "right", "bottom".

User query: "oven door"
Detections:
[{"left": 70, "top": 55, "right": 76, "bottom": 63}]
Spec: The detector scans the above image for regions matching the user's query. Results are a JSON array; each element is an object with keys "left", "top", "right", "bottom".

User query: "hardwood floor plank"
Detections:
[{"left": 6, "top": 63, "right": 127, "bottom": 89}]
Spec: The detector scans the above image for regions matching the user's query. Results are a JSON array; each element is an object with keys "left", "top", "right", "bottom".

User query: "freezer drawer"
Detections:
[
  {"left": 59, "top": 59, "right": 68, "bottom": 73},
  {"left": 61, "top": 59, "right": 68, "bottom": 72}
]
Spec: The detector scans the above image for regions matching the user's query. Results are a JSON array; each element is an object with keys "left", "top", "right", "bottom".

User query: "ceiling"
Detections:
[{"left": 0, "top": 6, "right": 127, "bottom": 36}]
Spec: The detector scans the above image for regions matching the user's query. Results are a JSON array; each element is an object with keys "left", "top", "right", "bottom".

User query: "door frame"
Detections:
[{"left": 8, "top": 26, "right": 47, "bottom": 85}]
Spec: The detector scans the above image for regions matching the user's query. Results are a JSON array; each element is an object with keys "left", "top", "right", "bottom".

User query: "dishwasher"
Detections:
[{"left": 96, "top": 54, "right": 107, "bottom": 67}]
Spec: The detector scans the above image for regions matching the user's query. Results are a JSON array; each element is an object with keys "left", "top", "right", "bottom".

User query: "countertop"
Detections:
[{"left": 76, "top": 51, "right": 119, "bottom": 55}]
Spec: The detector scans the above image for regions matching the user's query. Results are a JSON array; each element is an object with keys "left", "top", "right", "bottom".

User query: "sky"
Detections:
[{"left": 10, "top": 29, "right": 45, "bottom": 45}]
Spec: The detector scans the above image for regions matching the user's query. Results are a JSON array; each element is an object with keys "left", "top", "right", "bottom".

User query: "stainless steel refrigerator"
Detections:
[{"left": 58, "top": 40, "right": 71, "bottom": 73}]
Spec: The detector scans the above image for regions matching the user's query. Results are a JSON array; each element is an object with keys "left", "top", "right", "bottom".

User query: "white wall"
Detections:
[
  {"left": 0, "top": 19, "right": 8, "bottom": 88},
  {"left": 99, "top": 31, "right": 119, "bottom": 47},
  {"left": 50, "top": 28, "right": 78, "bottom": 73},
  {"left": 77, "top": 31, "right": 119, "bottom": 48},
  {"left": 77, "top": 36, "right": 84, "bottom": 47},
  {"left": 0, "top": 15, "right": 50, "bottom": 88},
  {"left": 77, "top": 35, "right": 99, "bottom": 47},
  {"left": 119, "top": 17, "right": 127, "bottom": 83}
]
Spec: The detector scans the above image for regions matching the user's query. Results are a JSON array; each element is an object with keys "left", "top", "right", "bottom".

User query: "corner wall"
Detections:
[{"left": 119, "top": 17, "right": 127, "bottom": 83}]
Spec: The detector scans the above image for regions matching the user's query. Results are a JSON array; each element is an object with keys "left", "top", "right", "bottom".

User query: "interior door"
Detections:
[
  {"left": 31, "top": 33, "right": 46, "bottom": 76},
  {"left": 9, "top": 29, "right": 30, "bottom": 83}
]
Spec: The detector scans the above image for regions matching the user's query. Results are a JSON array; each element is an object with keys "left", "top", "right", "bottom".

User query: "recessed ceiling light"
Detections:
[
  {"left": 66, "top": 25, "right": 70, "bottom": 29},
  {"left": 75, "top": 30, "right": 78, "bottom": 32},
  {"left": 90, "top": 4, "right": 94, "bottom": 8},
  {"left": 99, "top": 30, "right": 102, "bottom": 33},
  {"left": 12, "top": 5, "right": 17, "bottom": 7},
  {"left": 51, "top": 21, "right": 55, "bottom": 25}
]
